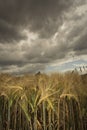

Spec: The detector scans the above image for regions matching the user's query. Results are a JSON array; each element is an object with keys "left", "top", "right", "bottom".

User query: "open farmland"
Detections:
[{"left": 0, "top": 72, "right": 87, "bottom": 130}]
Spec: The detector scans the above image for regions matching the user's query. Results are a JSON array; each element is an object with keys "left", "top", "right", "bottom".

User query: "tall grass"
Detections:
[{"left": 0, "top": 72, "right": 86, "bottom": 130}]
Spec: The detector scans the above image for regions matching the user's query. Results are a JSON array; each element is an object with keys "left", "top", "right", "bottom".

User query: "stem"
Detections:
[
  {"left": 58, "top": 99, "right": 60, "bottom": 130},
  {"left": 34, "top": 108, "right": 37, "bottom": 130},
  {"left": 48, "top": 109, "right": 52, "bottom": 130},
  {"left": 8, "top": 101, "right": 10, "bottom": 130},
  {"left": 63, "top": 98, "right": 65, "bottom": 130},
  {"left": 43, "top": 101, "right": 46, "bottom": 130}
]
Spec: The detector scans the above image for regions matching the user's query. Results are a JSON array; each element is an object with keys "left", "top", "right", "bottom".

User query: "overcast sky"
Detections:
[{"left": 0, "top": 0, "right": 87, "bottom": 74}]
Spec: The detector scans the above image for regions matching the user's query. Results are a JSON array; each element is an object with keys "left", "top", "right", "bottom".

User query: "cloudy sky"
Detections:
[{"left": 0, "top": 0, "right": 87, "bottom": 74}]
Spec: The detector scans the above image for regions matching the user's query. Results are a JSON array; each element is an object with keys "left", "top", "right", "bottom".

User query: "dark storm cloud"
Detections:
[
  {"left": 0, "top": 63, "right": 45, "bottom": 74},
  {"left": 0, "top": 0, "right": 75, "bottom": 42},
  {"left": 22, "top": 39, "right": 67, "bottom": 64},
  {"left": 73, "top": 32, "right": 87, "bottom": 55},
  {"left": 0, "top": 19, "right": 26, "bottom": 43},
  {"left": 0, "top": 43, "right": 27, "bottom": 66},
  {"left": 0, "top": 0, "right": 87, "bottom": 74},
  {"left": 65, "top": 10, "right": 87, "bottom": 55}
]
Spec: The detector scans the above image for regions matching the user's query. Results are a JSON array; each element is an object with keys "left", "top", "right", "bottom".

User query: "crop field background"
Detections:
[{"left": 0, "top": 72, "right": 87, "bottom": 130}]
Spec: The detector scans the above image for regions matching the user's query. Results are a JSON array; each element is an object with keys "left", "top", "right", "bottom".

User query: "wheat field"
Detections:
[{"left": 0, "top": 72, "right": 87, "bottom": 130}]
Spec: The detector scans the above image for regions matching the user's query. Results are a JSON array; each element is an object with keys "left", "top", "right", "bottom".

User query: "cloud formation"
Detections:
[
  {"left": 0, "top": 0, "right": 87, "bottom": 74},
  {"left": 0, "top": 0, "right": 76, "bottom": 42}
]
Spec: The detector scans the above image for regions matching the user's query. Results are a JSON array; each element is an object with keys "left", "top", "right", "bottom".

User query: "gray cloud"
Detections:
[
  {"left": 0, "top": 0, "right": 87, "bottom": 74},
  {"left": 0, "top": 63, "right": 45, "bottom": 75},
  {"left": 0, "top": 0, "right": 76, "bottom": 42},
  {"left": 22, "top": 39, "right": 68, "bottom": 64},
  {"left": 0, "top": 43, "right": 27, "bottom": 66},
  {"left": 0, "top": 19, "right": 27, "bottom": 43},
  {"left": 73, "top": 31, "right": 87, "bottom": 56},
  {"left": 65, "top": 9, "right": 87, "bottom": 55}
]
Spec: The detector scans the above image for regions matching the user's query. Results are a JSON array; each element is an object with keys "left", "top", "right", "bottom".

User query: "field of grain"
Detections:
[{"left": 0, "top": 72, "right": 87, "bottom": 130}]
